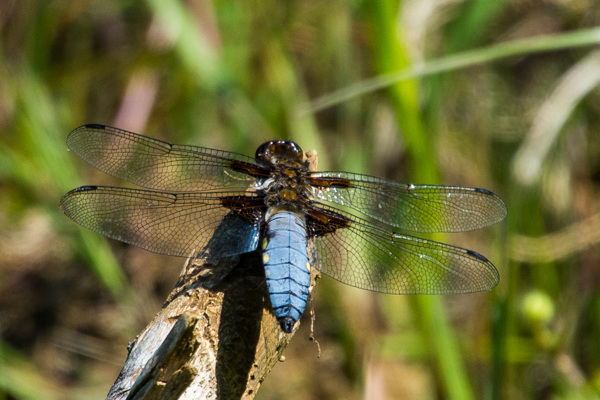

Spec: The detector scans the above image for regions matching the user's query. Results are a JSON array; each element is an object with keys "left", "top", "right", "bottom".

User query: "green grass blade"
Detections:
[
  {"left": 302, "top": 27, "right": 600, "bottom": 114},
  {"left": 363, "top": 1, "right": 474, "bottom": 399}
]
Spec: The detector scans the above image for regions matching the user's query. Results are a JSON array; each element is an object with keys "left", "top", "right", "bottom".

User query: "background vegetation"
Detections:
[{"left": 1, "top": 0, "right": 600, "bottom": 399}]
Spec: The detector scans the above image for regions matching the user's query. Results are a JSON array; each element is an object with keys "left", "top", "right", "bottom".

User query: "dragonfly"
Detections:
[{"left": 60, "top": 124, "right": 507, "bottom": 333}]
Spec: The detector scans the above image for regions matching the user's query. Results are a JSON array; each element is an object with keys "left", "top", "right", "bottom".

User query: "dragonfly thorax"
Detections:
[{"left": 256, "top": 167, "right": 312, "bottom": 211}]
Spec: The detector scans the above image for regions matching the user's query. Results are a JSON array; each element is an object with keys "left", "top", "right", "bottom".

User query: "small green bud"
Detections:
[{"left": 522, "top": 290, "right": 554, "bottom": 325}]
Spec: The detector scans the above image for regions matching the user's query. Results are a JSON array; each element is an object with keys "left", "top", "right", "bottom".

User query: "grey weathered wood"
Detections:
[
  {"left": 106, "top": 150, "right": 319, "bottom": 400},
  {"left": 106, "top": 250, "right": 319, "bottom": 399}
]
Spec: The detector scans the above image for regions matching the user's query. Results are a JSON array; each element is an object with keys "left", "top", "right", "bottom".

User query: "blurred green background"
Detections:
[{"left": 1, "top": 0, "right": 600, "bottom": 399}]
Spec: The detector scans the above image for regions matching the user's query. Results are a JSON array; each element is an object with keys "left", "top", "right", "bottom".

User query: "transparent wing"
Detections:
[
  {"left": 59, "top": 186, "right": 263, "bottom": 259},
  {"left": 310, "top": 210, "right": 499, "bottom": 294},
  {"left": 67, "top": 124, "right": 263, "bottom": 191},
  {"left": 310, "top": 172, "right": 507, "bottom": 233}
]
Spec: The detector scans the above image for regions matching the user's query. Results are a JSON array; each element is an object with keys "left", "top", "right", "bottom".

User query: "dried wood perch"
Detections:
[{"left": 106, "top": 244, "right": 319, "bottom": 400}]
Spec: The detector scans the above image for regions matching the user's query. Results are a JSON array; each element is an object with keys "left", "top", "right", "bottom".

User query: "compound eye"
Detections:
[
  {"left": 255, "top": 141, "right": 277, "bottom": 163},
  {"left": 255, "top": 140, "right": 304, "bottom": 166}
]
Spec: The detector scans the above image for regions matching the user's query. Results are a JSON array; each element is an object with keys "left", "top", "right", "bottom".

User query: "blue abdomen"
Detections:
[{"left": 263, "top": 210, "right": 311, "bottom": 333}]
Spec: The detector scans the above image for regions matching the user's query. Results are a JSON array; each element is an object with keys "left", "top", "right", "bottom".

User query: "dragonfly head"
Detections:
[{"left": 256, "top": 140, "right": 305, "bottom": 168}]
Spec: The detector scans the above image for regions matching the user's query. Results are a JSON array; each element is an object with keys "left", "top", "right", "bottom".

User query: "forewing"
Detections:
[
  {"left": 59, "top": 186, "right": 263, "bottom": 259},
  {"left": 67, "top": 124, "right": 264, "bottom": 191},
  {"left": 309, "top": 212, "right": 499, "bottom": 294},
  {"left": 310, "top": 172, "right": 507, "bottom": 233}
]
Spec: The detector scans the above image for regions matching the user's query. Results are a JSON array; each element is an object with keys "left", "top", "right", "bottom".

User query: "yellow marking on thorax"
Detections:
[{"left": 279, "top": 188, "right": 298, "bottom": 200}]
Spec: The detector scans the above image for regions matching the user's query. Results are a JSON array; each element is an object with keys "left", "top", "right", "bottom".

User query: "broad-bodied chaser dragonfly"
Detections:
[{"left": 60, "top": 124, "right": 507, "bottom": 333}]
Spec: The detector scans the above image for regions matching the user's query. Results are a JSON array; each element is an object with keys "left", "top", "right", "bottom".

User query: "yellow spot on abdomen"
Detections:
[{"left": 263, "top": 253, "right": 270, "bottom": 264}]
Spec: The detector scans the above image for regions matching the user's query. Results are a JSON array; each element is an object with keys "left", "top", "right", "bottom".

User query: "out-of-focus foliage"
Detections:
[{"left": 1, "top": 0, "right": 600, "bottom": 399}]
